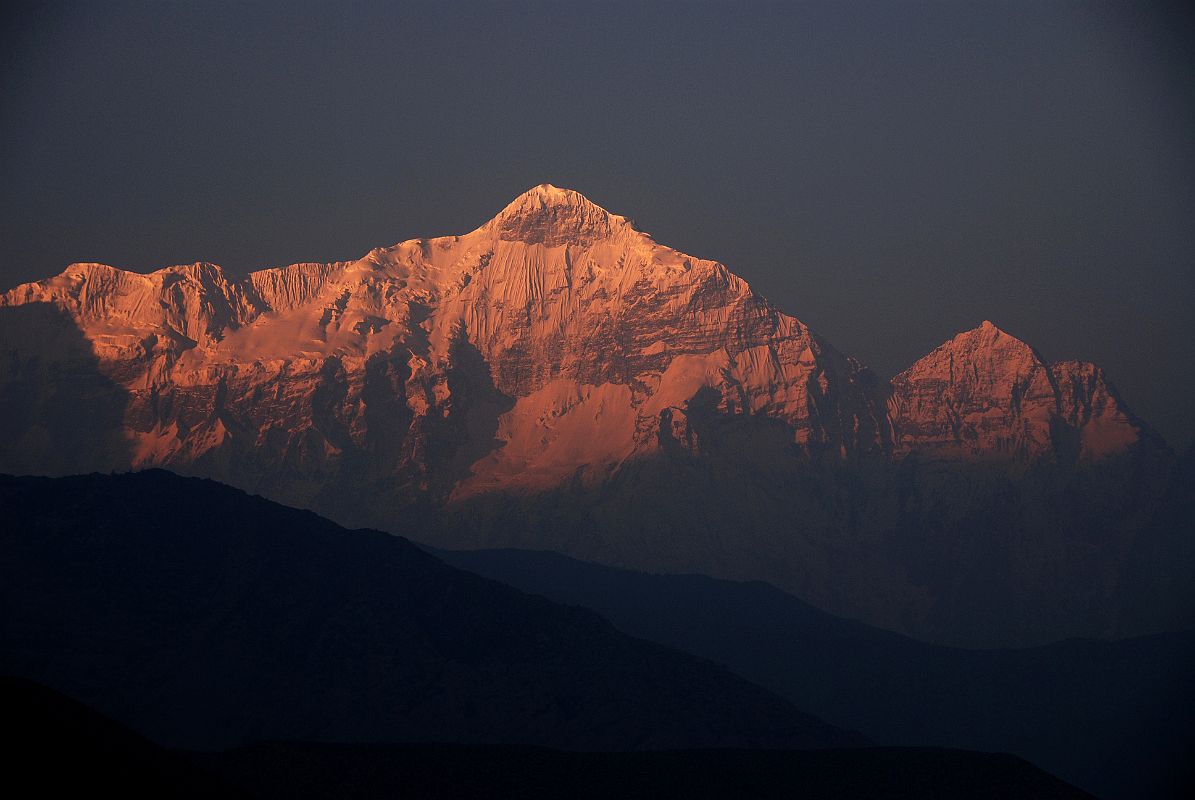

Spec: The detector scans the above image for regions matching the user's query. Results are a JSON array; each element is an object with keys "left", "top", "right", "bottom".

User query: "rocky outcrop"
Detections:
[{"left": 888, "top": 321, "right": 1147, "bottom": 463}]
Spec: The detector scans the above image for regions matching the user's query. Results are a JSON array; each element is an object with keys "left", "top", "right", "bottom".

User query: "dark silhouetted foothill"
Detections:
[
  {"left": 436, "top": 546, "right": 1195, "bottom": 799},
  {"left": 0, "top": 470, "right": 856, "bottom": 753},
  {"left": 4, "top": 676, "right": 239, "bottom": 799}
]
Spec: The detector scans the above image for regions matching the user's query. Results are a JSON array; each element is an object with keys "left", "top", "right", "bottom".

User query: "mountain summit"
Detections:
[
  {"left": 889, "top": 320, "right": 1143, "bottom": 461},
  {"left": 483, "top": 184, "right": 632, "bottom": 246},
  {"left": 0, "top": 186, "right": 1176, "bottom": 645}
]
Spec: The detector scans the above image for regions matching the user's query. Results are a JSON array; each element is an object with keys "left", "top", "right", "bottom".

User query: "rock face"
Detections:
[
  {"left": 889, "top": 320, "right": 1146, "bottom": 462},
  {"left": 0, "top": 185, "right": 1180, "bottom": 646}
]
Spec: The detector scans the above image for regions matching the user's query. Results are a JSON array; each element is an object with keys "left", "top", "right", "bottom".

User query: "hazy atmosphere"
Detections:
[{"left": 2, "top": 0, "right": 1192, "bottom": 446}]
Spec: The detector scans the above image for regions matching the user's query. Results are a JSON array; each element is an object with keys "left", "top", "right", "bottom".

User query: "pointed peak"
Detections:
[
  {"left": 967, "top": 319, "right": 1002, "bottom": 335},
  {"left": 501, "top": 184, "right": 601, "bottom": 211},
  {"left": 894, "top": 320, "right": 1049, "bottom": 389},
  {"left": 481, "top": 184, "right": 631, "bottom": 247},
  {"left": 952, "top": 319, "right": 1021, "bottom": 345},
  {"left": 927, "top": 319, "right": 1046, "bottom": 365},
  {"left": 516, "top": 183, "right": 590, "bottom": 203}
]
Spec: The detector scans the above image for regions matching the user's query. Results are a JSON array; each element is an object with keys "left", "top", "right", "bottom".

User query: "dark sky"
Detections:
[{"left": 2, "top": 1, "right": 1192, "bottom": 445}]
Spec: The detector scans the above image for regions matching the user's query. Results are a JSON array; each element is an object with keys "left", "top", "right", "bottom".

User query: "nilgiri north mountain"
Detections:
[{"left": 0, "top": 185, "right": 1188, "bottom": 645}]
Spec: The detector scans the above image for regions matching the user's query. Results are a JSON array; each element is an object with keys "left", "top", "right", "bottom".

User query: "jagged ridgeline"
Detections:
[{"left": 1, "top": 186, "right": 1189, "bottom": 646}]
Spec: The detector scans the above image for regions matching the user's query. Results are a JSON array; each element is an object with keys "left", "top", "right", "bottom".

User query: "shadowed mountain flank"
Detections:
[{"left": 0, "top": 302, "right": 131, "bottom": 474}]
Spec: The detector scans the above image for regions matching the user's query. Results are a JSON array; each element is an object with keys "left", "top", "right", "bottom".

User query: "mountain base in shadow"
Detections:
[
  {"left": 7, "top": 674, "right": 1090, "bottom": 800},
  {"left": 436, "top": 546, "right": 1195, "bottom": 798},
  {"left": 195, "top": 742, "right": 1092, "bottom": 800}
]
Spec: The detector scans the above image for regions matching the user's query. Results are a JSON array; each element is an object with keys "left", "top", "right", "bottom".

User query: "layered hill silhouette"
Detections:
[
  {"left": 0, "top": 185, "right": 1189, "bottom": 645},
  {"left": 0, "top": 470, "right": 856, "bottom": 751},
  {"left": 437, "top": 547, "right": 1195, "bottom": 798},
  {"left": 6, "top": 677, "right": 1090, "bottom": 799}
]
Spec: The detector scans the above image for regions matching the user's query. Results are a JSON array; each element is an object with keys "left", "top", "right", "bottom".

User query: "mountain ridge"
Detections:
[
  {"left": 433, "top": 545, "right": 1195, "bottom": 798},
  {"left": 0, "top": 184, "right": 1152, "bottom": 471},
  {"left": 0, "top": 185, "right": 1182, "bottom": 646}
]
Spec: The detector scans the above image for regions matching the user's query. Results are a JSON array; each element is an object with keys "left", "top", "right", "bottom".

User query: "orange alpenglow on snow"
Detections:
[{"left": 0, "top": 185, "right": 1152, "bottom": 494}]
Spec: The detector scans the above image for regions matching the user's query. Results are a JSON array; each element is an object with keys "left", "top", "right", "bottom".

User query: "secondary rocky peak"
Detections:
[
  {"left": 888, "top": 322, "right": 1054, "bottom": 459},
  {"left": 888, "top": 320, "right": 1150, "bottom": 462},
  {"left": 913, "top": 321, "right": 1048, "bottom": 384},
  {"left": 484, "top": 184, "right": 630, "bottom": 247}
]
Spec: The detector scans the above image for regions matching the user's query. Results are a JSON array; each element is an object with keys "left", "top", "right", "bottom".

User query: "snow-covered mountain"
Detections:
[
  {"left": 0, "top": 185, "right": 1147, "bottom": 478},
  {"left": 0, "top": 185, "right": 1181, "bottom": 645}
]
